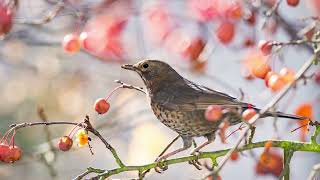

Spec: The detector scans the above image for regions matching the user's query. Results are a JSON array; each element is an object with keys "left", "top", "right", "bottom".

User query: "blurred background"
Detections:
[{"left": 0, "top": 0, "right": 319, "bottom": 179}]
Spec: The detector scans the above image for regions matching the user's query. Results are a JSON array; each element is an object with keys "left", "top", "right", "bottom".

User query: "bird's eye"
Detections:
[{"left": 143, "top": 63, "right": 149, "bottom": 68}]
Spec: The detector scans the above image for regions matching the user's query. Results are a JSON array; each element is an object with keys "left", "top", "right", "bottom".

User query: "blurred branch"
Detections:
[
  {"left": 308, "top": 163, "right": 320, "bottom": 180},
  {"left": 82, "top": 139, "right": 320, "bottom": 179},
  {"left": 15, "top": 0, "right": 65, "bottom": 25},
  {"left": 202, "top": 42, "right": 320, "bottom": 179}
]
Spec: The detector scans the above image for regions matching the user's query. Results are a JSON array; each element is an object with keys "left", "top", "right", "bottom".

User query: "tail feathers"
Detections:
[{"left": 253, "top": 108, "right": 307, "bottom": 120}]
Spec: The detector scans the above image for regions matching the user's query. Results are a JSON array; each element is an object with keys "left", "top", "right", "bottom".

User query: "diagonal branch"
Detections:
[{"left": 202, "top": 46, "right": 319, "bottom": 179}]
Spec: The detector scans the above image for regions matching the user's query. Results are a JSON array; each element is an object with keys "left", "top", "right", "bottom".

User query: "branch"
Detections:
[
  {"left": 85, "top": 140, "right": 320, "bottom": 179},
  {"left": 202, "top": 46, "right": 319, "bottom": 179},
  {"left": 280, "top": 149, "right": 294, "bottom": 180}
]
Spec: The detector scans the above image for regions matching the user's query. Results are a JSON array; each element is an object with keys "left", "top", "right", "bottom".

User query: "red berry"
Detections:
[
  {"left": 243, "top": 38, "right": 255, "bottom": 48},
  {"left": 205, "top": 105, "right": 222, "bottom": 121},
  {"left": 314, "top": 71, "right": 320, "bottom": 85},
  {"left": 1, "top": 145, "right": 22, "bottom": 163},
  {"left": 58, "top": 136, "right": 73, "bottom": 151},
  {"left": 0, "top": 3, "right": 13, "bottom": 36},
  {"left": 287, "top": 0, "right": 299, "bottom": 7},
  {"left": 62, "top": 34, "right": 81, "bottom": 53},
  {"left": 268, "top": 74, "right": 286, "bottom": 92},
  {"left": 242, "top": 109, "right": 257, "bottom": 121},
  {"left": 258, "top": 40, "right": 273, "bottom": 56},
  {"left": 0, "top": 143, "right": 9, "bottom": 161},
  {"left": 245, "top": 11, "right": 256, "bottom": 26},
  {"left": 216, "top": 21, "right": 235, "bottom": 44},
  {"left": 230, "top": 151, "right": 239, "bottom": 161},
  {"left": 94, "top": 98, "right": 110, "bottom": 114}
]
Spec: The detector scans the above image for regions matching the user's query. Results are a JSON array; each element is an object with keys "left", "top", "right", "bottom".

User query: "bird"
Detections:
[{"left": 121, "top": 59, "right": 304, "bottom": 163}]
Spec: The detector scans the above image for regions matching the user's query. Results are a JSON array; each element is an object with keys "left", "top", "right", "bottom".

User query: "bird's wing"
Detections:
[{"left": 166, "top": 79, "right": 251, "bottom": 111}]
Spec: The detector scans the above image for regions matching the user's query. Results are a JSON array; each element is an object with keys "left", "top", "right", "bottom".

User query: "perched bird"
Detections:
[{"left": 121, "top": 60, "right": 304, "bottom": 162}]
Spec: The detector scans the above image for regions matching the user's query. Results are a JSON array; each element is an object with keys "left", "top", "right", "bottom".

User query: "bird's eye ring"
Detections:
[{"left": 143, "top": 63, "right": 149, "bottom": 68}]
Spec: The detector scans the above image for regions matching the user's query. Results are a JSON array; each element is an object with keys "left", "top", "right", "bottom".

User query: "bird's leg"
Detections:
[
  {"left": 156, "top": 135, "right": 180, "bottom": 160},
  {"left": 189, "top": 134, "right": 216, "bottom": 170},
  {"left": 154, "top": 136, "right": 193, "bottom": 173},
  {"left": 153, "top": 135, "right": 180, "bottom": 173}
]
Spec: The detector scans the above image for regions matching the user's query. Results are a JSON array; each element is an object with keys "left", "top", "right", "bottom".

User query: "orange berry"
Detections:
[
  {"left": 62, "top": 34, "right": 81, "bottom": 53},
  {"left": 94, "top": 98, "right": 110, "bottom": 114},
  {"left": 216, "top": 21, "right": 235, "bottom": 44},
  {"left": 226, "top": 3, "right": 242, "bottom": 20},
  {"left": 287, "top": 0, "right": 299, "bottom": 6},
  {"left": 279, "top": 67, "right": 295, "bottom": 83},
  {"left": 58, "top": 136, "right": 73, "bottom": 151},
  {"left": 242, "top": 108, "right": 257, "bottom": 121},
  {"left": 264, "top": 71, "right": 277, "bottom": 87},
  {"left": 251, "top": 62, "right": 271, "bottom": 79},
  {"left": 230, "top": 151, "right": 239, "bottom": 161},
  {"left": 268, "top": 74, "right": 286, "bottom": 92},
  {"left": 255, "top": 151, "right": 283, "bottom": 177},
  {"left": 205, "top": 105, "right": 223, "bottom": 121}
]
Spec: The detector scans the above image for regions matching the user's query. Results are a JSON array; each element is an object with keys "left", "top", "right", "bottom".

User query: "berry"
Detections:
[
  {"left": 0, "top": 145, "right": 22, "bottom": 163},
  {"left": 251, "top": 62, "right": 271, "bottom": 79},
  {"left": 314, "top": 71, "right": 320, "bottom": 85},
  {"left": 268, "top": 74, "right": 286, "bottom": 92},
  {"left": 0, "top": 3, "right": 13, "bottom": 36},
  {"left": 244, "top": 11, "right": 256, "bottom": 26},
  {"left": 279, "top": 67, "right": 295, "bottom": 83},
  {"left": 242, "top": 109, "right": 257, "bottom": 121},
  {"left": 76, "top": 129, "right": 89, "bottom": 147},
  {"left": 94, "top": 98, "right": 110, "bottom": 114},
  {"left": 62, "top": 34, "right": 81, "bottom": 53},
  {"left": 255, "top": 151, "right": 283, "bottom": 177},
  {"left": 287, "top": 0, "right": 299, "bottom": 6},
  {"left": 205, "top": 105, "right": 222, "bottom": 121},
  {"left": 58, "top": 136, "right": 73, "bottom": 151},
  {"left": 243, "top": 38, "right": 255, "bottom": 48},
  {"left": 226, "top": 3, "right": 242, "bottom": 20},
  {"left": 294, "top": 103, "right": 313, "bottom": 141},
  {"left": 264, "top": 71, "right": 277, "bottom": 87},
  {"left": 216, "top": 21, "right": 235, "bottom": 44},
  {"left": 188, "top": 0, "right": 218, "bottom": 22},
  {"left": 230, "top": 151, "right": 239, "bottom": 161},
  {"left": 258, "top": 40, "right": 273, "bottom": 56}
]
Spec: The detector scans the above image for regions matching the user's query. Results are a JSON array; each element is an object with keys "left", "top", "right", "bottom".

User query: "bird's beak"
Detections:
[{"left": 121, "top": 64, "right": 137, "bottom": 71}]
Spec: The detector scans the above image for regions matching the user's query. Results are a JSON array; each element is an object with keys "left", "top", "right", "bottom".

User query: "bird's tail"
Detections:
[{"left": 253, "top": 108, "right": 307, "bottom": 120}]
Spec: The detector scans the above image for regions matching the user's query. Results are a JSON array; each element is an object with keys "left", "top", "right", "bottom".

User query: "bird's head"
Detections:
[{"left": 121, "top": 60, "right": 182, "bottom": 87}]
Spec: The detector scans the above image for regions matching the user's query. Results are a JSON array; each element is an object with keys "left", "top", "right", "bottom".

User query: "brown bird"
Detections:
[{"left": 121, "top": 60, "right": 304, "bottom": 162}]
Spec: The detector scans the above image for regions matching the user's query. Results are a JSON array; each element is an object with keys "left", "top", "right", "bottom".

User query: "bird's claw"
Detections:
[
  {"left": 188, "top": 151, "right": 202, "bottom": 170},
  {"left": 154, "top": 156, "right": 168, "bottom": 173}
]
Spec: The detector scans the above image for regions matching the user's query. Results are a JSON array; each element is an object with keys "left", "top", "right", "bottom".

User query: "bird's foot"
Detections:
[
  {"left": 188, "top": 151, "right": 202, "bottom": 170},
  {"left": 154, "top": 156, "right": 168, "bottom": 173}
]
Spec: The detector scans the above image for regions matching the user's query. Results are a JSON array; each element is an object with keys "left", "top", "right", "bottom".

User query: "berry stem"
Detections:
[{"left": 105, "top": 85, "right": 123, "bottom": 101}]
